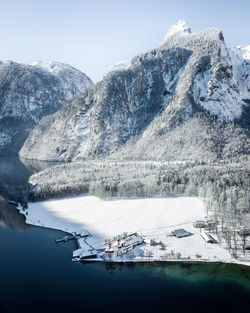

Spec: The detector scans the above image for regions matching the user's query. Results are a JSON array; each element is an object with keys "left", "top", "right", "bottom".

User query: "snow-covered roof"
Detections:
[
  {"left": 173, "top": 228, "right": 191, "bottom": 238},
  {"left": 122, "top": 233, "right": 143, "bottom": 246},
  {"left": 193, "top": 220, "right": 207, "bottom": 227},
  {"left": 201, "top": 231, "right": 214, "bottom": 243}
]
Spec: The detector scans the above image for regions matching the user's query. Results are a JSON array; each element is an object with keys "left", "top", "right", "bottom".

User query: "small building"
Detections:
[
  {"left": 201, "top": 231, "right": 214, "bottom": 243},
  {"left": 144, "top": 237, "right": 153, "bottom": 246},
  {"left": 172, "top": 228, "right": 191, "bottom": 238},
  {"left": 121, "top": 233, "right": 144, "bottom": 248},
  {"left": 103, "top": 242, "right": 119, "bottom": 260},
  {"left": 193, "top": 220, "right": 207, "bottom": 228},
  {"left": 102, "top": 233, "right": 144, "bottom": 261}
]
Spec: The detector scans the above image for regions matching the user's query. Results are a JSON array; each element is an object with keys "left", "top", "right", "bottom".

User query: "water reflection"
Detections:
[
  {"left": 141, "top": 262, "right": 250, "bottom": 292},
  {"left": 20, "top": 157, "right": 59, "bottom": 175},
  {"left": 82, "top": 260, "right": 250, "bottom": 292},
  {"left": 0, "top": 156, "right": 56, "bottom": 185},
  {"left": 0, "top": 156, "right": 57, "bottom": 198},
  {"left": 0, "top": 195, "right": 26, "bottom": 230},
  {"left": 0, "top": 157, "right": 29, "bottom": 198},
  {"left": 0, "top": 156, "right": 57, "bottom": 228}
]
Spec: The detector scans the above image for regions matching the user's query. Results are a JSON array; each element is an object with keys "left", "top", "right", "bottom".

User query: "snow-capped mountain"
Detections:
[
  {"left": 31, "top": 61, "right": 93, "bottom": 100},
  {"left": 160, "top": 19, "right": 191, "bottom": 44},
  {"left": 104, "top": 59, "right": 132, "bottom": 76},
  {"left": 20, "top": 21, "right": 250, "bottom": 162},
  {"left": 0, "top": 60, "right": 93, "bottom": 155}
]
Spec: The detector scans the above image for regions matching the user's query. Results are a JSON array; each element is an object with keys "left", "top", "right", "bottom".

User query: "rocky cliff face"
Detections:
[
  {"left": 20, "top": 92, "right": 93, "bottom": 161},
  {"left": 0, "top": 60, "right": 93, "bottom": 155},
  {"left": 19, "top": 21, "right": 250, "bottom": 162},
  {"left": 229, "top": 45, "right": 250, "bottom": 102}
]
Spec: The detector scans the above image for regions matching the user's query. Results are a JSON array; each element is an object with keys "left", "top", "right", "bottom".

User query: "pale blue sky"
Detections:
[{"left": 0, "top": 0, "right": 249, "bottom": 81}]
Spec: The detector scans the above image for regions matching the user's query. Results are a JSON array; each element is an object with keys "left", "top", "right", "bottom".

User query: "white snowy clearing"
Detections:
[{"left": 19, "top": 195, "right": 249, "bottom": 266}]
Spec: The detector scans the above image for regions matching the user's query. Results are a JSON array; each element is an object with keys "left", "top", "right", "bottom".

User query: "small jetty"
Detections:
[
  {"left": 55, "top": 235, "right": 75, "bottom": 243},
  {"left": 55, "top": 231, "right": 89, "bottom": 245}
]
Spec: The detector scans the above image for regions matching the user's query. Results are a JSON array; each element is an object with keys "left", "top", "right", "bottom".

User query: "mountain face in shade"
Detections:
[
  {"left": 0, "top": 60, "right": 93, "bottom": 155},
  {"left": 20, "top": 21, "right": 250, "bottom": 162}
]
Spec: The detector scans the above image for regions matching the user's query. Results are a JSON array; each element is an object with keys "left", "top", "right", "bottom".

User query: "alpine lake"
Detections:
[{"left": 0, "top": 157, "right": 249, "bottom": 313}]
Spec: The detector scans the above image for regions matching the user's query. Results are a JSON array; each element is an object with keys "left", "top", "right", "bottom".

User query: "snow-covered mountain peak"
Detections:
[
  {"left": 31, "top": 60, "right": 94, "bottom": 100},
  {"left": 104, "top": 59, "right": 131, "bottom": 77},
  {"left": 3, "top": 60, "right": 16, "bottom": 65},
  {"left": 31, "top": 60, "right": 81, "bottom": 76},
  {"left": 31, "top": 60, "right": 63, "bottom": 72},
  {"left": 161, "top": 20, "right": 191, "bottom": 45}
]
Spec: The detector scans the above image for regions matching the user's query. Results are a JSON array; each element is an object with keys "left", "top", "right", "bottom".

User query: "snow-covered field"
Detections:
[{"left": 19, "top": 195, "right": 250, "bottom": 266}]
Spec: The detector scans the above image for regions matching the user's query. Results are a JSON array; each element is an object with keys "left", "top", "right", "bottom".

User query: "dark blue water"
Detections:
[{"left": 0, "top": 158, "right": 249, "bottom": 313}]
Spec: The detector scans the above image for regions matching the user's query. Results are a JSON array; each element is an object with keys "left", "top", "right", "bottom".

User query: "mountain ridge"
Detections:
[{"left": 16, "top": 22, "right": 250, "bottom": 161}]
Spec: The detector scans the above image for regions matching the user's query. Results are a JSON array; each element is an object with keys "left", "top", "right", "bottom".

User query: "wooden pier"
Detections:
[
  {"left": 55, "top": 231, "right": 89, "bottom": 244},
  {"left": 55, "top": 235, "right": 75, "bottom": 243}
]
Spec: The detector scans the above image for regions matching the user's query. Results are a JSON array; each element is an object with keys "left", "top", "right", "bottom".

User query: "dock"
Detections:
[
  {"left": 55, "top": 231, "right": 89, "bottom": 244},
  {"left": 55, "top": 235, "right": 75, "bottom": 243}
]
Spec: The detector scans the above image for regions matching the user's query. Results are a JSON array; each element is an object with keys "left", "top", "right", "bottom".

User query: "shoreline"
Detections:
[
  {"left": 17, "top": 195, "right": 250, "bottom": 267},
  {"left": 16, "top": 211, "right": 250, "bottom": 268},
  {"left": 78, "top": 258, "right": 250, "bottom": 268}
]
